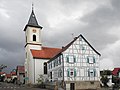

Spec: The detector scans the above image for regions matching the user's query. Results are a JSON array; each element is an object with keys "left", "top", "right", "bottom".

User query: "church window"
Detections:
[
  {"left": 33, "top": 34, "right": 36, "bottom": 41},
  {"left": 44, "top": 62, "right": 47, "bottom": 74}
]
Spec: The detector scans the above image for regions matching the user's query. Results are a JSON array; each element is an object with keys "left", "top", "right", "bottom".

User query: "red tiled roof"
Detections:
[
  {"left": 17, "top": 66, "right": 25, "bottom": 73},
  {"left": 112, "top": 68, "right": 120, "bottom": 76},
  {"left": 0, "top": 72, "right": 6, "bottom": 75},
  {"left": 31, "top": 47, "right": 61, "bottom": 59},
  {"left": 11, "top": 72, "right": 16, "bottom": 76},
  {"left": 6, "top": 74, "right": 11, "bottom": 78}
]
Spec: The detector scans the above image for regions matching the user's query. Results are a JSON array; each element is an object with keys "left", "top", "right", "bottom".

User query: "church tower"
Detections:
[
  {"left": 23, "top": 5, "right": 43, "bottom": 83},
  {"left": 24, "top": 6, "right": 43, "bottom": 50}
]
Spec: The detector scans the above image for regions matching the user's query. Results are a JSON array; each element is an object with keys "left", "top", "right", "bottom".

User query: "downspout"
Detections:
[
  {"left": 62, "top": 54, "right": 64, "bottom": 82},
  {"left": 62, "top": 54, "right": 65, "bottom": 89},
  {"left": 34, "top": 58, "right": 35, "bottom": 84}
]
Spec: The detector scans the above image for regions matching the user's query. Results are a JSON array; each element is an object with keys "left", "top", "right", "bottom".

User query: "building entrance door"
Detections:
[{"left": 70, "top": 83, "right": 75, "bottom": 90}]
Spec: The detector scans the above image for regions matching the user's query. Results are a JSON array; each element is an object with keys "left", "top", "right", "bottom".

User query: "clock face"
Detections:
[{"left": 33, "top": 29, "right": 36, "bottom": 33}]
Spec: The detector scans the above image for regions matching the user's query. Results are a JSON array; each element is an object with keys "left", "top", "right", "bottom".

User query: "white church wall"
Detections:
[
  {"left": 26, "top": 27, "right": 41, "bottom": 44},
  {"left": 34, "top": 59, "right": 48, "bottom": 83},
  {"left": 28, "top": 44, "right": 41, "bottom": 50},
  {"left": 28, "top": 51, "right": 34, "bottom": 84}
]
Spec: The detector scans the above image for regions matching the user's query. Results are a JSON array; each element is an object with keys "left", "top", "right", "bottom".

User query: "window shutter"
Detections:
[
  {"left": 87, "top": 57, "right": 89, "bottom": 63},
  {"left": 93, "top": 57, "right": 95, "bottom": 63},
  {"left": 74, "top": 56, "right": 76, "bottom": 63},
  {"left": 66, "top": 56, "right": 69, "bottom": 63},
  {"left": 74, "top": 69, "right": 76, "bottom": 77},
  {"left": 67, "top": 69, "right": 70, "bottom": 77},
  {"left": 59, "top": 59, "right": 61, "bottom": 65},
  {"left": 54, "top": 61, "right": 55, "bottom": 67}
]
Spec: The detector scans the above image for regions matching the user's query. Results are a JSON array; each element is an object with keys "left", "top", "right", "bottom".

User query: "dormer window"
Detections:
[{"left": 33, "top": 34, "right": 36, "bottom": 41}]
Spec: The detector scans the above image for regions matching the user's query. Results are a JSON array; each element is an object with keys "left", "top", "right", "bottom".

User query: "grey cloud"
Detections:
[{"left": 79, "top": 0, "right": 120, "bottom": 50}]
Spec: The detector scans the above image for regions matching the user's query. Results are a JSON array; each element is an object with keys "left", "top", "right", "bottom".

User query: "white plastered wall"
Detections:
[{"left": 34, "top": 59, "right": 48, "bottom": 83}]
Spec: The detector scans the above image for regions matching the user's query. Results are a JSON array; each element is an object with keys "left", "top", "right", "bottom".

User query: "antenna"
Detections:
[{"left": 71, "top": 33, "right": 74, "bottom": 38}]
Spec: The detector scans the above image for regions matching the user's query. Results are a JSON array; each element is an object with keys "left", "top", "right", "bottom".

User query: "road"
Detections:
[{"left": 0, "top": 82, "right": 48, "bottom": 90}]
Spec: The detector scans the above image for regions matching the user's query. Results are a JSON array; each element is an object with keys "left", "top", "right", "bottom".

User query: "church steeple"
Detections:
[
  {"left": 24, "top": 4, "right": 42, "bottom": 49},
  {"left": 27, "top": 10, "right": 39, "bottom": 26},
  {"left": 24, "top": 5, "right": 42, "bottom": 31}
]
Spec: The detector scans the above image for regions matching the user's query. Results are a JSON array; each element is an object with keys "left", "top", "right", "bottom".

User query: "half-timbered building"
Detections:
[{"left": 47, "top": 34, "right": 101, "bottom": 90}]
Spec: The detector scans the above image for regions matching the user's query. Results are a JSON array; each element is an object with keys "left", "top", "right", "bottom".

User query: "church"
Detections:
[
  {"left": 23, "top": 8, "right": 61, "bottom": 84},
  {"left": 23, "top": 6, "right": 101, "bottom": 90}
]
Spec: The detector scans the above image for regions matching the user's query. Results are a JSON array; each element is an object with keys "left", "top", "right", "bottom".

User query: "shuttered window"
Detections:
[
  {"left": 88, "top": 69, "right": 96, "bottom": 77},
  {"left": 87, "top": 56, "right": 95, "bottom": 64},
  {"left": 66, "top": 55, "right": 76, "bottom": 63},
  {"left": 67, "top": 68, "right": 77, "bottom": 77}
]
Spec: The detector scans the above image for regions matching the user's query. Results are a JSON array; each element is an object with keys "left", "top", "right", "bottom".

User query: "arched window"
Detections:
[
  {"left": 44, "top": 62, "right": 47, "bottom": 74},
  {"left": 33, "top": 35, "right": 36, "bottom": 41}
]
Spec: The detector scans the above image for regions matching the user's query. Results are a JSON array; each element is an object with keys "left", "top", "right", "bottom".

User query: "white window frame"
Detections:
[
  {"left": 66, "top": 55, "right": 76, "bottom": 63},
  {"left": 87, "top": 56, "right": 95, "bottom": 64},
  {"left": 88, "top": 69, "right": 96, "bottom": 77},
  {"left": 67, "top": 68, "right": 77, "bottom": 77}
]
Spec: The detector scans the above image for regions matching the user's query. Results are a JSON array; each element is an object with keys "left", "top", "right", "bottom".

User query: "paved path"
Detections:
[{"left": 0, "top": 82, "right": 48, "bottom": 90}]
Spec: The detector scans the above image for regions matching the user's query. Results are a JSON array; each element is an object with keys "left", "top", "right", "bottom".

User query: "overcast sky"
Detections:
[{"left": 0, "top": 0, "right": 120, "bottom": 73}]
